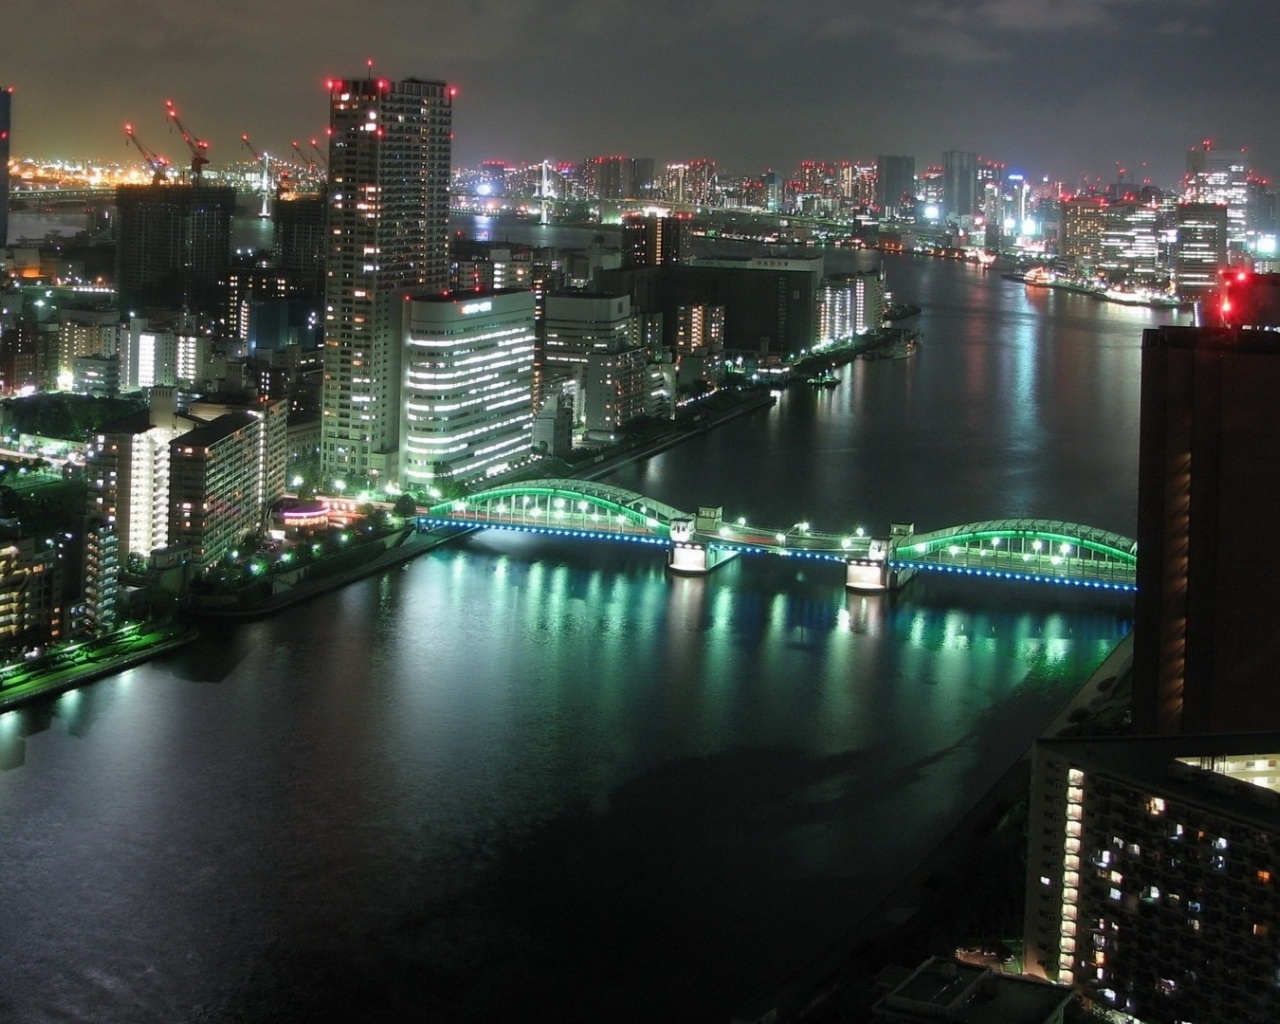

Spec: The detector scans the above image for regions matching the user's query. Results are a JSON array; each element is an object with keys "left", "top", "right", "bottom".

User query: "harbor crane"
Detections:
[
  {"left": 165, "top": 99, "right": 210, "bottom": 181},
  {"left": 123, "top": 123, "right": 170, "bottom": 185}
]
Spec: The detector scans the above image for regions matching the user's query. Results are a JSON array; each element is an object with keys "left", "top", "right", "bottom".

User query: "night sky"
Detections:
[{"left": 5, "top": 0, "right": 1279, "bottom": 187}]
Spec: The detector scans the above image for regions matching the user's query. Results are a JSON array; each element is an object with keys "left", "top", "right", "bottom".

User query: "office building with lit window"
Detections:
[
  {"left": 402, "top": 290, "right": 535, "bottom": 487},
  {"left": 1024, "top": 733, "right": 1280, "bottom": 1024},
  {"left": 1060, "top": 198, "right": 1109, "bottom": 273},
  {"left": 1174, "top": 203, "right": 1229, "bottom": 295},
  {"left": 320, "top": 75, "right": 452, "bottom": 490}
]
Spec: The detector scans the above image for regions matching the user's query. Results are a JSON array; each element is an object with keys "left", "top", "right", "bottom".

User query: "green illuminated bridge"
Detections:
[{"left": 416, "top": 479, "right": 1137, "bottom": 593}]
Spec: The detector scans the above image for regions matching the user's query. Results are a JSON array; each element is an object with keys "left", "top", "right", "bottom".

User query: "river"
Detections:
[{"left": 0, "top": 218, "right": 1174, "bottom": 1024}]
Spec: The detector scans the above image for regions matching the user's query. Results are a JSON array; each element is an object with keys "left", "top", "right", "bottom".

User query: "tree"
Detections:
[{"left": 392, "top": 493, "right": 418, "bottom": 518}]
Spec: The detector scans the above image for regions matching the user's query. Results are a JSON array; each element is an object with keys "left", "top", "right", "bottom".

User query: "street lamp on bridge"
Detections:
[{"left": 775, "top": 522, "right": 810, "bottom": 545}]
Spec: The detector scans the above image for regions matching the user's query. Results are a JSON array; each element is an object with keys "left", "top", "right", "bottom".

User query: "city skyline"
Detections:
[{"left": 4, "top": 0, "right": 1279, "bottom": 187}]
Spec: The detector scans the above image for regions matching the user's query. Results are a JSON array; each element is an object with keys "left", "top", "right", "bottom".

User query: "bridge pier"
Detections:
[
  {"left": 667, "top": 543, "right": 740, "bottom": 576},
  {"left": 845, "top": 557, "right": 915, "bottom": 593},
  {"left": 667, "top": 517, "right": 739, "bottom": 576}
]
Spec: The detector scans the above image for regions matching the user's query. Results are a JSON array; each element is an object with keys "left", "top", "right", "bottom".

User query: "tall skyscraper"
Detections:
[
  {"left": 1174, "top": 203, "right": 1229, "bottom": 295},
  {"left": 0, "top": 87, "right": 11, "bottom": 247},
  {"left": 942, "top": 150, "right": 979, "bottom": 225},
  {"left": 875, "top": 155, "right": 915, "bottom": 219},
  {"left": 320, "top": 75, "right": 452, "bottom": 490},
  {"left": 1133, "top": 322, "right": 1280, "bottom": 735},
  {"left": 1184, "top": 141, "right": 1251, "bottom": 254}
]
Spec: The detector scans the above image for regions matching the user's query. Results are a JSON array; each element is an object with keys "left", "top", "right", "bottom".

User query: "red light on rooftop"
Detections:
[{"left": 449, "top": 86, "right": 458, "bottom": 98}]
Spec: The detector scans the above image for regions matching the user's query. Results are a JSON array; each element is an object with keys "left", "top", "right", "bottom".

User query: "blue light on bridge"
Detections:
[{"left": 890, "top": 560, "right": 1137, "bottom": 593}]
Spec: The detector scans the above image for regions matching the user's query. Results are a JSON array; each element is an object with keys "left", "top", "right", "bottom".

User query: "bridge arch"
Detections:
[
  {"left": 889, "top": 519, "right": 1136, "bottom": 590},
  {"left": 425, "top": 479, "right": 692, "bottom": 538}
]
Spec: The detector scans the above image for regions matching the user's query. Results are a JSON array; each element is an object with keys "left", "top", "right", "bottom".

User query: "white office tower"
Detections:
[
  {"left": 320, "top": 75, "right": 452, "bottom": 490},
  {"left": 402, "top": 291, "right": 535, "bottom": 488}
]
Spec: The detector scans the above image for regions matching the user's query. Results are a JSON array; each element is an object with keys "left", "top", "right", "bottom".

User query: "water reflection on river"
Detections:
[{"left": 0, "top": 219, "right": 1157, "bottom": 1024}]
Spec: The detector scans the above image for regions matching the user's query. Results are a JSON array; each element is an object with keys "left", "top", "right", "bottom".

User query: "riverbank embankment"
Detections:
[{"left": 0, "top": 621, "right": 199, "bottom": 714}]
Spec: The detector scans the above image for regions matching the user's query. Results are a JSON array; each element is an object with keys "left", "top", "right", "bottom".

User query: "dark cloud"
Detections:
[{"left": 3, "top": 0, "right": 1277, "bottom": 186}]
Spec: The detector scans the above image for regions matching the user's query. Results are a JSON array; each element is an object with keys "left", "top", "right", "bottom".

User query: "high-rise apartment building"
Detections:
[
  {"left": 80, "top": 516, "right": 118, "bottom": 634},
  {"left": 1132, "top": 323, "right": 1280, "bottom": 735},
  {"left": 86, "top": 388, "right": 187, "bottom": 561},
  {"left": 114, "top": 183, "right": 236, "bottom": 316},
  {"left": 402, "top": 290, "right": 535, "bottom": 488},
  {"left": 0, "top": 87, "right": 11, "bottom": 247},
  {"left": 585, "top": 348, "right": 647, "bottom": 438},
  {"left": 189, "top": 395, "right": 288, "bottom": 518},
  {"left": 320, "top": 75, "right": 452, "bottom": 490},
  {"left": 169, "top": 412, "right": 269, "bottom": 568},
  {"left": 0, "top": 534, "right": 64, "bottom": 649},
  {"left": 821, "top": 271, "right": 886, "bottom": 342},
  {"left": 1024, "top": 733, "right": 1280, "bottom": 1024},
  {"left": 621, "top": 214, "right": 691, "bottom": 267}
]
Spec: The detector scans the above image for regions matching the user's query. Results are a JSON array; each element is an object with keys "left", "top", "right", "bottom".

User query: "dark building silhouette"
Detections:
[
  {"left": 115, "top": 184, "right": 236, "bottom": 317},
  {"left": 597, "top": 255, "right": 822, "bottom": 361},
  {"left": 876, "top": 154, "right": 915, "bottom": 219},
  {"left": 0, "top": 87, "right": 11, "bottom": 247},
  {"left": 942, "top": 150, "right": 978, "bottom": 224},
  {"left": 273, "top": 192, "right": 327, "bottom": 295},
  {"left": 1133, "top": 322, "right": 1280, "bottom": 734}
]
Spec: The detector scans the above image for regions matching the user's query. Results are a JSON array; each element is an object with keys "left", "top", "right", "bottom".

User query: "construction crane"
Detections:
[
  {"left": 309, "top": 137, "right": 329, "bottom": 171},
  {"left": 165, "top": 99, "right": 210, "bottom": 181},
  {"left": 291, "top": 139, "right": 312, "bottom": 172},
  {"left": 124, "top": 123, "right": 170, "bottom": 185}
]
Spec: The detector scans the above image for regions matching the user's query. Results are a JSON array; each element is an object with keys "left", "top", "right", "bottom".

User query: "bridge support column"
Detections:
[
  {"left": 846, "top": 560, "right": 915, "bottom": 592},
  {"left": 668, "top": 543, "right": 739, "bottom": 576}
]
